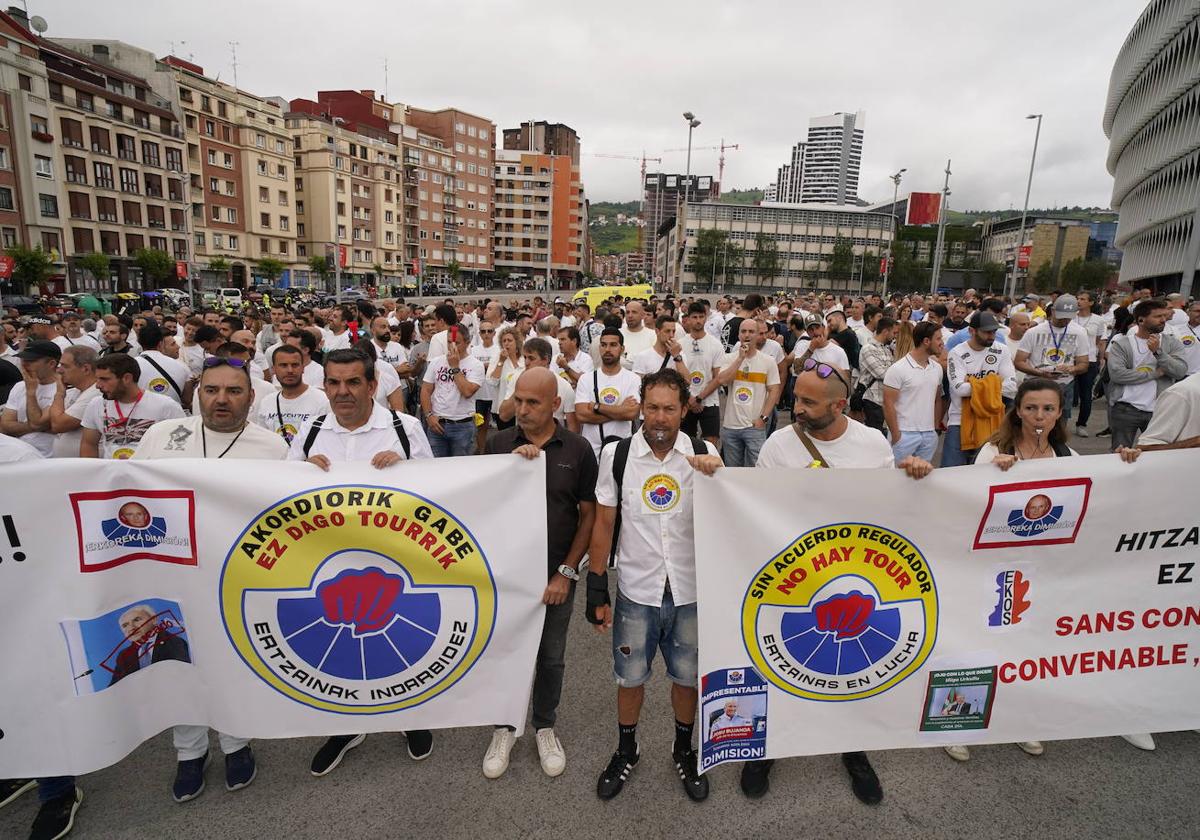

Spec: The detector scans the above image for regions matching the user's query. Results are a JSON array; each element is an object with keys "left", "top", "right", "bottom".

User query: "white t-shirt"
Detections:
[
  {"left": 179, "top": 342, "right": 205, "bottom": 377},
  {"left": 1074, "top": 314, "right": 1106, "bottom": 363},
  {"left": 758, "top": 417, "right": 894, "bottom": 469},
  {"left": 883, "top": 353, "right": 943, "bottom": 432},
  {"left": 550, "top": 350, "right": 594, "bottom": 383},
  {"left": 575, "top": 366, "right": 642, "bottom": 455},
  {"left": 632, "top": 346, "right": 678, "bottom": 377},
  {"left": 975, "top": 441, "right": 1078, "bottom": 464},
  {"left": 54, "top": 384, "right": 102, "bottom": 458},
  {"left": 324, "top": 329, "right": 352, "bottom": 352},
  {"left": 81, "top": 391, "right": 185, "bottom": 459},
  {"left": 132, "top": 415, "right": 289, "bottom": 460},
  {"left": 53, "top": 333, "right": 101, "bottom": 352},
  {"left": 619, "top": 326, "right": 656, "bottom": 369},
  {"left": 1122, "top": 334, "right": 1160, "bottom": 412},
  {"left": 551, "top": 374, "right": 577, "bottom": 424},
  {"left": 804, "top": 341, "right": 850, "bottom": 371},
  {"left": 3, "top": 380, "right": 56, "bottom": 456},
  {"left": 288, "top": 402, "right": 433, "bottom": 462},
  {"left": 681, "top": 332, "right": 725, "bottom": 407},
  {"left": 373, "top": 359, "right": 404, "bottom": 408},
  {"left": 253, "top": 386, "right": 331, "bottom": 443},
  {"left": 0, "top": 432, "right": 42, "bottom": 461},
  {"left": 1168, "top": 323, "right": 1200, "bottom": 375},
  {"left": 470, "top": 342, "right": 501, "bottom": 402},
  {"left": 759, "top": 338, "right": 785, "bottom": 366},
  {"left": 137, "top": 349, "right": 191, "bottom": 405},
  {"left": 303, "top": 360, "right": 325, "bottom": 390},
  {"left": 373, "top": 339, "right": 408, "bottom": 369},
  {"left": 495, "top": 357, "right": 526, "bottom": 404},
  {"left": 946, "top": 341, "right": 1017, "bottom": 424},
  {"left": 720, "top": 351, "right": 781, "bottom": 430},
  {"left": 1017, "top": 320, "right": 1089, "bottom": 384},
  {"left": 422, "top": 354, "right": 485, "bottom": 420}
]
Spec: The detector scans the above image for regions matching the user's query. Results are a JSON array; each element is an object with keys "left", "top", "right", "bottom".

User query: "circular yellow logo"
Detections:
[
  {"left": 112, "top": 447, "right": 135, "bottom": 460},
  {"left": 642, "top": 473, "right": 681, "bottom": 512},
  {"left": 148, "top": 377, "right": 170, "bottom": 393},
  {"left": 220, "top": 485, "right": 496, "bottom": 713},
  {"left": 734, "top": 386, "right": 753, "bottom": 403},
  {"left": 599, "top": 386, "right": 620, "bottom": 405},
  {"left": 742, "top": 522, "right": 937, "bottom": 701},
  {"left": 689, "top": 370, "right": 705, "bottom": 387}
]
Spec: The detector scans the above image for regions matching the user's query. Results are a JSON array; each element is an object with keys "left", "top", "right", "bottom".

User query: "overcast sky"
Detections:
[{"left": 34, "top": 0, "right": 1144, "bottom": 209}]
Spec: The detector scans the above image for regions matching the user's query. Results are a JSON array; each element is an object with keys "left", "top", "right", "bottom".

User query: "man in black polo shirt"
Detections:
[{"left": 482, "top": 367, "right": 598, "bottom": 780}]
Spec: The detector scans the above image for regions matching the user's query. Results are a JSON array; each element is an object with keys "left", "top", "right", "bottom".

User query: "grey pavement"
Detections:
[{"left": 6, "top": 404, "right": 1191, "bottom": 840}]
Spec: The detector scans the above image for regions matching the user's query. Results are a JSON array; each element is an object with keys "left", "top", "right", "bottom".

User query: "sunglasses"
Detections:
[
  {"left": 479, "top": 329, "right": 495, "bottom": 334},
  {"left": 203, "top": 356, "right": 249, "bottom": 369},
  {"left": 801, "top": 358, "right": 851, "bottom": 396}
]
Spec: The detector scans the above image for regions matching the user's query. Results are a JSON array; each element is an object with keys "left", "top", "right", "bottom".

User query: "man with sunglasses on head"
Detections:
[{"left": 746, "top": 361, "right": 931, "bottom": 805}]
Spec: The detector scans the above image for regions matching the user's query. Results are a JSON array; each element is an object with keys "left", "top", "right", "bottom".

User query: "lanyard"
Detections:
[
  {"left": 275, "top": 392, "right": 292, "bottom": 442},
  {"left": 201, "top": 424, "right": 246, "bottom": 459},
  {"left": 1047, "top": 323, "right": 1067, "bottom": 354},
  {"left": 105, "top": 390, "right": 144, "bottom": 428}
]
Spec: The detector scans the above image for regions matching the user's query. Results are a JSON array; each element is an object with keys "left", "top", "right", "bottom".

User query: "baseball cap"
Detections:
[
  {"left": 969, "top": 311, "right": 1000, "bottom": 332},
  {"left": 1022, "top": 294, "right": 1039, "bottom": 303},
  {"left": 15, "top": 339, "right": 62, "bottom": 361},
  {"left": 25, "top": 314, "right": 52, "bottom": 325},
  {"left": 804, "top": 313, "right": 825, "bottom": 328},
  {"left": 1052, "top": 294, "right": 1079, "bottom": 316}
]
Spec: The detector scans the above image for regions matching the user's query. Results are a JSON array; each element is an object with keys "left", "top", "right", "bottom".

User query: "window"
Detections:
[
  {"left": 259, "top": 186, "right": 269, "bottom": 203},
  {"left": 144, "top": 173, "right": 163, "bottom": 197},
  {"left": 275, "top": 139, "right": 286, "bottom": 154},
  {"left": 455, "top": 142, "right": 465, "bottom": 153},
  {"left": 0, "top": 187, "right": 12, "bottom": 210},
  {"left": 278, "top": 240, "right": 288, "bottom": 255},
  {"left": 297, "top": 223, "right": 305, "bottom": 236},
  {"left": 90, "top": 127, "right": 111, "bottom": 155},
  {"left": 211, "top": 205, "right": 221, "bottom": 221},
  {"left": 94, "top": 162, "right": 115, "bottom": 189},
  {"left": 224, "top": 181, "right": 235, "bottom": 196},
  {"left": 207, "top": 149, "right": 218, "bottom": 165},
  {"left": 60, "top": 118, "right": 84, "bottom": 148},
  {"left": 117, "top": 134, "right": 136, "bottom": 161},
  {"left": 222, "top": 126, "right": 231, "bottom": 142},
  {"left": 256, "top": 134, "right": 266, "bottom": 148},
  {"left": 278, "top": 190, "right": 287, "bottom": 206},
  {"left": 123, "top": 202, "right": 141, "bottom": 225},
  {"left": 194, "top": 232, "right": 205, "bottom": 247},
  {"left": 212, "top": 233, "right": 223, "bottom": 248},
  {"left": 260, "top": 213, "right": 271, "bottom": 228},
  {"left": 467, "top": 125, "right": 476, "bottom": 138},
  {"left": 78, "top": 92, "right": 94, "bottom": 112},
  {"left": 260, "top": 238, "right": 269, "bottom": 254},
  {"left": 68, "top": 192, "right": 90, "bottom": 219},
  {"left": 226, "top": 207, "right": 237, "bottom": 223},
  {"left": 142, "top": 142, "right": 161, "bottom": 168},
  {"left": 96, "top": 197, "right": 117, "bottom": 222},
  {"left": 296, "top": 200, "right": 304, "bottom": 215},
  {"left": 35, "top": 155, "right": 53, "bottom": 178},
  {"left": 200, "top": 94, "right": 211, "bottom": 112},
  {"left": 18, "top": 74, "right": 31, "bottom": 92},
  {"left": 2, "top": 227, "right": 16, "bottom": 248},
  {"left": 455, "top": 122, "right": 465, "bottom": 134},
  {"left": 218, "top": 101, "right": 227, "bottom": 118},
  {"left": 0, "top": 148, "right": 7, "bottom": 170},
  {"left": 147, "top": 206, "right": 166, "bottom": 229},
  {"left": 279, "top": 216, "right": 289, "bottom": 231},
  {"left": 37, "top": 194, "right": 58, "bottom": 218},
  {"left": 204, "top": 120, "right": 215, "bottom": 137},
  {"left": 224, "top": 153, "right": 233, "bottom": 167},
  {"left": 209, "top": 177, "right": 219, "bottom": 193},
  {"left": 257, "top": 159, "right": 267, "bottom": 175},
  {"left": 298, "top": 244, "right": 307, "bottom": 257},
  {"left": 166, "top": 148, "right": 183, "bottom": 172}
]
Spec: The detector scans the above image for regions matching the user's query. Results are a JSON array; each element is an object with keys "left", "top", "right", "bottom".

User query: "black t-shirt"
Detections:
[
  {"left": 721, "top": 316, "right": 745, "bottom": 352},
  {"left": 0, "top": 358, "right": 20, "bottom": 405},
  {"left": 831, "top": 327, "right": 861, "bottom": 369},
  {"left": 486, "top": 424, "right": 598, "bottom": 571}
]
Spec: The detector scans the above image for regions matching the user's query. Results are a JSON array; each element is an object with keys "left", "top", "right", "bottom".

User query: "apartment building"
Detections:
[
  {"left": 404, "top": 107, "right": 495, "bottom": 282},
  {"left": 640, "top": 172, "right": 719, "bottom": 270},
  {"left": 287, "top": 91, "right": 405, "bottom": 288},
  {"left": 493, "top": 147, "right": 585, "bottom": 284},
  {"left": 0, "top": 12, "right": 46, "bottom": 286},
  {"left": 503, "top": 120, "right": 580, "bottom": 164}
]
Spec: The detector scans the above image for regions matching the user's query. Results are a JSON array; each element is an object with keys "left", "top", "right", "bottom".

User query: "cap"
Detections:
[
  {"left": 15, "top": 339, "right": 62, "bottom": 361},
  {"left": 61, "top": 310, "right": 80, "bottom": 320},
  {"left": 804, "top": 313, "right": 825, "bottom": 328},
  {"left": 553, "top": 297, "right": 564, "bottom": 304},
  {"left": 25, "top": 314, "right": 52, "bottom": 325},
  {"left": 1022, "top": 294, "right": 1040, "bottom": 303},
  {"left": 969, "top": 311, "right": 1000, "bottom": 332},
  {"left": 1052, "top": 294, "right": 1079, "bottom": 316}
]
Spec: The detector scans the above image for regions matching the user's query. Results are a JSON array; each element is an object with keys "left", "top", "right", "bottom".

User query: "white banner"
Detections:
[
  {"left": 694, "top": 452, "right": 1200, "bottom": 771},
  {"left": 0, "top": 456, "right": 547, "bottom": 777}
]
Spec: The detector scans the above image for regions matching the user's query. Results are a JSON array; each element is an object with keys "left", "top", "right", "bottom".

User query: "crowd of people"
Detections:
[{"left": 1, "top": 283, "right": 1198, "bottom": 840}]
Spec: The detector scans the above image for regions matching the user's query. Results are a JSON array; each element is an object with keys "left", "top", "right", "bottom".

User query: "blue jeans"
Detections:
[
  {"left": 428, "top": 418, "right": 475, "bottom": 457},
  {"left": 1074, "top": 362, "right": 1099, "bottom": 427},
  {"left": 722, "top": 426, "right": 767, "bottom": 467},
  {"left": 938, "top": 425, "right": 978, "bottom": 467},
  {"left": 612, "top": 589, "right": 698, "bottom": 688},
  {"left": 892, "top": 430, "right": 936, "bottom": 464}
]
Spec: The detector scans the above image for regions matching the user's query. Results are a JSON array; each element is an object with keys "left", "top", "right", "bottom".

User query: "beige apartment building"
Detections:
[{"left": 493, "top": 147, "right": 586, "bottom": 284}]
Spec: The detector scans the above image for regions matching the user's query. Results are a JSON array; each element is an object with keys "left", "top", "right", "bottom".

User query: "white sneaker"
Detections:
[
  {"left": 1075, "top": 426, "right": 1089, "bottom": 438},
  {"left": 534, "top": 727, "right": 566, "bottom": 777},
  {"left": 1121, "top": 733, "right": 1156, "bottom": 751},
  {"left": 482, "top": 727, "right": 517, "bottom": 779},
  {"left": 943, "top": 744, "right": 970, "bottom": 762},
  {"left": 1018, "top": 741, "right": 1044, "bottom": 756}
]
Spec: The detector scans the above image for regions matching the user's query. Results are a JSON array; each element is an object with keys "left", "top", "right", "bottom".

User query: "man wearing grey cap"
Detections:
[
  {"left": 1014, "top": 294, "right": 1090, "bottom": 421},
  {"left": 0, "top": 339, "right": 61, "bottom": 457},
  {"left": 942, "top": 311, "right": 1016, "bottom": 467}
]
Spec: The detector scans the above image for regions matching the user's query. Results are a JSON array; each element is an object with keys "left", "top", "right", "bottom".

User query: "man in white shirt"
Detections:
[
  {"left": 254, "top": 344, "right": 330, "bottom": 444},
  {"left": 1105, "top": 298, "right": 1188, "bottom": 450},
  {"left": 715, "top": 319, "right": 781, "bottom": 467},
  {"left": 421, "top": 324, "right": 484, "bottom": 457},
  {"left": 136, "top": 323, "right": 192, "bottom": 406},
  {"left": 941, "top": 312, "right": 1016, "bottom": 467},
  {"left": 574, "top": 329, "right": 642, "bottom": 457},
  {"left": 883, "top": 321, "right": 945, "bottom": 464},
  {"left": 284, "top": 330, "right": 326, "bottom": 391},
  {"left": 1, "top": 340, "right": 61, "bottom": 456},
  {"left": 632, "top": 315, "right": 691, "bottom": 381},
  {"left": 1014, "top": 294, "right": 1090, "bottom": 423},
  {"left": 369, "top": 315, "right": 407, "bottom": 372},
  {"left": 41, "top": 345, "right": 101, "bottom": 458},
  {"left": 1136, "top": 371, "right": 1200, "bottom": 451},
  {"left": 551, "top": 325, "right": 594, "bottom": 388},
  {"left": 786, "top": 316, "right": 850, "bottom": 373},
  {"left": 426, "top": 303, "right": 459, "bottom": 363},
  {"left": 497, "top": 337, "right": 577, "bottom": 429},
  {"left": 680, "top": 302, "right": 726, "bottom": 445},
  {"left": 178, "top": 316, "right": 206, "bottom": 378},
  {"left": 323, "top": 306, "right": 354, "bottom": 352},
  {"left": 619, "top": 300, "right": 656, "bottom": 369},
  {"left": 1165, "top": 293, "right": 1189, "bottom": 328},
  {"left": 52, "top": 312, "right": 101, "bottom": 352},
  {"left": 586, "top": 368, "right": 722, "bottom": 803},
  {"left": 1168, "top": 299, "right": 1200, "bottom": 375},
  {"left": 81, "top": 353, "right": 185, "bottom": 459},
  {"left": 706, "top": 296, "right": 732, "bottom": 340}
]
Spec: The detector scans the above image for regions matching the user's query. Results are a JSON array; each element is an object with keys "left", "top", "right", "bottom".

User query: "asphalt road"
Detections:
[{"left": 5, "top": 403, "right": 1193, "bottom": 840}]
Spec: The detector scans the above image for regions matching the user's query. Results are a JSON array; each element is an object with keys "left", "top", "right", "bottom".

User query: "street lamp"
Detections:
[
  {"left": 1007, "top": 114, "right": 1043, "bottom": 300},
  {"left": 930, "top": 159, "right": 952, "bottom": 294},
  {"left": 680, "top": 111, "right": 700, "bottom": 294},
  {"left": 882, "top": 168, "right": 906, "bottom": 300}
]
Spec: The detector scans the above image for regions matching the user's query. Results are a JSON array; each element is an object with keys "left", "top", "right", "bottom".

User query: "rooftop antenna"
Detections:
[
  {"left": 29, "top": 15, "right": 47, "bottom": 35},
  {"left": 383, "top": 57, "right": 388, "bottom": 101},
  {"left": 229, "top": 41, "right": 239, "bottom": 89}
]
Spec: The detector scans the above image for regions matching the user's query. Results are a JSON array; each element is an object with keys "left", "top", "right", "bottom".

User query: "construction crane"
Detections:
[
  {"left": 587, "top": 152, "right": 664, "bottom": 201},
  {"left": 661, "top": 138, "right": 741, "bottom": 186}
]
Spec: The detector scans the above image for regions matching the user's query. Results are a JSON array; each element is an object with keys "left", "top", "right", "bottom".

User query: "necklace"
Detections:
[
  {"left": 201, "top": 423, "right": 247, "bottom": 459},
  {"left": 1015, "top": 434, "right": 1051, "bottom": 460}
]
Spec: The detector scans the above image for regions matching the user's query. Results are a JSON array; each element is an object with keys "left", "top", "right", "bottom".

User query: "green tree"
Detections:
[
  {"left": 860, "top": 249, "right": 880, "bottom": 290},
  {"left": 888, "top": 241, "right": 924, "bottom": 292},
  {"left": 254, "top": 257, "right": 285, "bottom": 284},
  {"left": 1060, "top": 257, "right": 1114, "bottom": 292},
  {"left": 691, "top": 229, "right": 743, "bottom": 290},
  {"left": 307, "top": 254, "right": 331, "bottom": 284},
  {"left": 372, "top": 263, "right": 385, "bottom": 283},
  {"left": 77, "top": 252, "right": 111, "bottom": 287},
  {"left": 4, "top": 244, "right": 54, "bottom": 294},
  {"left": 827, "top": 236, "right": 855, "bottom": 283},
  {"left": 980, "top": 261, "right": 1006, "bottom": 293},
  {"left": 751, "top": 232, "right": 781, "bottom": 286},
  {"left": 446, "top": 259, "right": 461, "bottom": 286},
  {"left": 132, "top": 248, "right": 175, "bottom": 286},
  {"left": 1032, "top": 261, "right": 1057, "bottom": 294}
]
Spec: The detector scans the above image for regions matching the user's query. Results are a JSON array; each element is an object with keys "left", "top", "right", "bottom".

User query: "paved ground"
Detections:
[{"left": 8, "top": 404, "right": 1189, "bottom": 840}]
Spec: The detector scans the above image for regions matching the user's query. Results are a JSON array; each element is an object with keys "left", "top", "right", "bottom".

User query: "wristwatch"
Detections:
[
  {"left": 447, "top": 367, "right": 461, "bottom": 375},
  {"left": 760, "top": 414, "right": 770, "bottom": 422},
  {"left": 593, "top": 401, "right": 601, "bottom": 413},
  {"left": 557, "top": 564, "right": 580, "bottom": 581},
  {"left": 673, "top": 355, "right": 683, "bottom": 363}
]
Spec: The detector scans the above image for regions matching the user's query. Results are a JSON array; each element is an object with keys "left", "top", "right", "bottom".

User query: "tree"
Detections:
[
  {"left": 691, "top": 229, "right": 743, "bottom": 291},
  {"left": 860, "top": 248, "right": 879, "bottom": 290},
  {"left": 77, "top": 252, "right": 111, "bottom": 288},
  {"left": 4, "top": 244, "right": 53, "bottom": 294},
  {"left": 980, "top": 261, "right": 1006, "bottom": 293},
  {"left": 307, "top": 254, "right": 331, "bottom": 284},
  {"left": 751, "top": 232, "right": 781, "bottom": 286},
  {"left": 1060, "top": 257, "right": 1114, "bottom": 292},
  {"left": 255, "top": 257, "right": 285, "bottom": 284},
  {"left": 372, "top": 263, "right": 385, "bottom": 283},
  {"left": 889, "top": 241, "right": 924, "bottom": 292},
  {"left": 827, "top": 236, "right": 855, "bottom": 284},
  {"left": 446, "top": 259, "right": 461, "bottom": 286},
  {"left": 1032, "top": 261, "right": 1057, "bottom": 294},
  {"left": 132, "top": 248, "right": 175, "bottom": 286}
]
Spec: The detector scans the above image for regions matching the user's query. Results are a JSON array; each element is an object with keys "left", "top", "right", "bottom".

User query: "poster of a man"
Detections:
[
  {"left": 108, "top": 604, "right": 191, "bottom": 686},
  {"left": 60, "top": 598, "right": 193, "bottom": 696},
  {"left": 708, "top": 699, "right": 751, "bottom": 739},
  {"left": 1023, "top": 494, "right": 1052, "bottom": 522}
]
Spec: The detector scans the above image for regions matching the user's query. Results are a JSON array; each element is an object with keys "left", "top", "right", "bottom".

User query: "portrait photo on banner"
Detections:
[{"left": 60, "top": 598, "right": 193, "bottom": 696}]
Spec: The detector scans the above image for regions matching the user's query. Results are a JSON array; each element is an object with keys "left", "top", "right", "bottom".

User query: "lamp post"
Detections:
[
  {"left": 1007, "top": 114, "right": 1042, "bottom": 300},
  {"left": 930, "top": 159, "right": 951, "bottom": 295},
  {"left": 882, "top": 168, "right": 906, "bottom": 300},
  {"left": 678, "top": 112, "right": 700, "bottom": 295}
]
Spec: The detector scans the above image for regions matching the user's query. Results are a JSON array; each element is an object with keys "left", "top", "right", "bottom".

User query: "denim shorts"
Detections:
[{"left": 611, "top": 589, "right": 698, "bottom": 688}]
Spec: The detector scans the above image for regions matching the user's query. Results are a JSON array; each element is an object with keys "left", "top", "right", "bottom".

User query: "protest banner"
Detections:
[
  {"left": 0, "top": 456, "right": 547, "bottom": 777},
  {"left": 694, "top": 452, "right": 1200, "bottom": 771}
]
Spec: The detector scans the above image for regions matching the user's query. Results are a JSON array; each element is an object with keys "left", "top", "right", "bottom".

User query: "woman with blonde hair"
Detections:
[
  {"left": 487, "top": 326, "right": 525, "bottom": 430},
  {"left": 893, "top": 320, "right": 915, "bottom": 361}
]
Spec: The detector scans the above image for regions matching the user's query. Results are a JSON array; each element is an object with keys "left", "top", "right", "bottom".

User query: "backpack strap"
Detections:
[
  {"left": 1050, "top": 440, "right": 1074, "bottom": 458},
  {"left": 593, "top": 369, "right": 605, "bottom": 442},
  {"left": 791, "top": 423, "right": 830, "bottom": 468},
  {"left": 389, "top": 409, "right": 412, "bottom": 460},
  {"left": 607, "top": 436, "right": 634, "bottom": 569},
  {"left": 139, "top": 354, "right": 184, "bottom": 400},
  {"left": 690, "top": 436, "right": 708, "bottom": 456},
  {"left": 302, "top": 414, "right": 327, "bottom": 458}
]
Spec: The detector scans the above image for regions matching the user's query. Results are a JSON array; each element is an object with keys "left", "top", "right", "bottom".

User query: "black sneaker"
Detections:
[
  {"left": 172, "top": 753, "right": 208, "bottom": 803},
  {"left": 0, "top": 779, "right": 35, "bottom": 810},
  {"left": 739, "top": 759, "right": 774, "bottom": 799},
  {"left": 842, "top": 751, "right": 883, "bottom": 805},
  {"left": 596, "top": 748, "right": 639, "bottom": 800},
  {"left": 224, "top": 746, "right": 257, "bottom": 791},
  {"left": 672, "top": 746, "right": 709, "bottom": 802},
  {"left": 310, "top": 734, "right": 365, "bottom": 777},
  {"left": 29, "top": 787, "right": 82, "bottom": 840},
  {"left": 405, "top": 730, "right": 433, "bottom": 761},
  {"left": 1098, "top": 427, "right": 1111, "bottom": 437}
]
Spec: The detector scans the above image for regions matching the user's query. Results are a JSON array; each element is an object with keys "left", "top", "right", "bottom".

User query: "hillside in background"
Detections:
[
  {"left": 589, "top": 201, "right": 642, "bottom": 254},
  {"left": 946, "top": 207, "right": 1118, "bottom": 225},
  {"left": 721, "top": 188, "right": 764, "bottom": 204}
]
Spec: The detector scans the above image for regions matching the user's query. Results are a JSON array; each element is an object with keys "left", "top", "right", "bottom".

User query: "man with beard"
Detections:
[
  {"left": 747, "top": 361, "right": 931, "bottom": 804},
  {"left": 253, "top": 345, "right": 330, "bottom": 443},
  {"left": 1105, "top": 298, "right": 1188, "bottom": 450}
]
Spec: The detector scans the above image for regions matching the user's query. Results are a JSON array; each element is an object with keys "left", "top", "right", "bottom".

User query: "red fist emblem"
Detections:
[
  {"left": 317, "top": 568, "right": 404, "bottom": 636},
  {"left": 813, "top": 591, "right": 874, "bottom": 640}
]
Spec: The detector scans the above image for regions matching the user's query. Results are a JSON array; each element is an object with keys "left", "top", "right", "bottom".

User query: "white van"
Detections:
[{"left": 218, "top": 287, "right": 243, "bottom": 309}]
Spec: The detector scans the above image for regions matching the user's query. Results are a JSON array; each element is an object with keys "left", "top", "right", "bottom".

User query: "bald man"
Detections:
[
  {"left": 481, "top": 365, "right": 598, "bottom": 779},
  {"left": 230, "top": 329, "right": 267, "bottom": 380}
]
